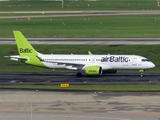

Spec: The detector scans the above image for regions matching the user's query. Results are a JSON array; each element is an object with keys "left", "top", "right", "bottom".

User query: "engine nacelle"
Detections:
[
  {"left": 85, "top": 66, "right": 102, "bottom": 76},
  {"left": 103, "top": 70, "right": 117, "bottom": 74}
]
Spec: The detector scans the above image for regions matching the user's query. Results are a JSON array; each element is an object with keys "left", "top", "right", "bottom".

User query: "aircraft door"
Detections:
[{"left": 132, "top": 58, "right": 137, "bottom": 66}]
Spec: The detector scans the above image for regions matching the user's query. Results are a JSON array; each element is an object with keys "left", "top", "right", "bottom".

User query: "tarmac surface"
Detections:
[
  {"left": 0, "top": 72, "right": 160, "bottom": 85},
  {"left": 0, "top": 90, "right": 160, "bottom": 120},
  {"left": 1, "top": 10, "right": 160, "bottom": 19},
  {"left": 1, "top": 38, "right": 160, "bottom": 45},
  {"left": 1, "top": 10, "right": 160, "bottom": 14}
]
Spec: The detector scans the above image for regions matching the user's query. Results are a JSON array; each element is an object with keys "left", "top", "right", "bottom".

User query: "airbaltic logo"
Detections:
[
  {"left": 20, "top": 48, "right": 32, "bottom": 53},
  {"left": 89, "top": 70, "right": 97, "bottom": 72},
  {"left": 101, "top": 56, "right": 129, "bottom": 62}
]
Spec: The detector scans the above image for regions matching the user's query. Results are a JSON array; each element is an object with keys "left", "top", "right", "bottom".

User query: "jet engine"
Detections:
[{"left": 85, "top": 66, "right": 103, "bottom": 76}]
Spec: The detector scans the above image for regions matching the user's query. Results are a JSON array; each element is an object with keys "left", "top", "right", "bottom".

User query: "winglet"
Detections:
[{"left": 88, "top": 51, "right": 92, "bottom": 55}]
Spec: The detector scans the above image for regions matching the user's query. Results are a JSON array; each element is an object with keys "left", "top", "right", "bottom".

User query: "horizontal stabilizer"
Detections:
[{"left": 4, "top": 55, "right": 28, "bottom": 62}]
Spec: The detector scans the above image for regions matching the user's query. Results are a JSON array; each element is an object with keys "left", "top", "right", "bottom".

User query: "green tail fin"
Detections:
[{"left": 13, "top": 31, "right": 37, "bottom": 56}]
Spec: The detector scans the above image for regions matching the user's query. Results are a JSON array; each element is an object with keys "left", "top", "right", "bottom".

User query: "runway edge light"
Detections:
[{"left": 61, "top": 83, "right": 69, "bottom": 88}]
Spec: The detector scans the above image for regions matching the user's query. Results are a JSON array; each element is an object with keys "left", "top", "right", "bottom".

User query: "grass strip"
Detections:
[
  {"left": 0, "top": 1, "right": 159, "bottom": 11},
  {"left": 0, "top": 84, "right": 160, "bottom": 91},
  {"left": 1, "top": 15, "right": 160, "bottom": 38}
]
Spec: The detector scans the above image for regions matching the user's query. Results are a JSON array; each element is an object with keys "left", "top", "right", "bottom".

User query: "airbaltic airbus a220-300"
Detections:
[{"left": 5, "top": 31, "right": 155, "bottom": 77}]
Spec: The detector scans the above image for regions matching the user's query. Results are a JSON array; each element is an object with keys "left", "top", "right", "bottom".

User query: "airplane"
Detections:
[{"left": 5, "top": 31, "right": 155, "bottom": 77}]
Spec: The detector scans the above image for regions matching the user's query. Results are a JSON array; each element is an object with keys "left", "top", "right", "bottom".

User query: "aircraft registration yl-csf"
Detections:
[{"left": 5, "top": 31, "right": 155, "bottom": 77}]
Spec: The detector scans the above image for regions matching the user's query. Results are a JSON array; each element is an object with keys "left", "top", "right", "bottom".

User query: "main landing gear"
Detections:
[{"left": 76, "top": 72, "right": 82, "bottom": 77}]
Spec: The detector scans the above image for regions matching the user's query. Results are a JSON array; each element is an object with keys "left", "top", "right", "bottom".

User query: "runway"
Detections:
[
  {"left": 0, "top": 72, "right": 160, "bottom": 85},
  {"left": 1, "top": 38, "right": 160, "bottom": 45}
]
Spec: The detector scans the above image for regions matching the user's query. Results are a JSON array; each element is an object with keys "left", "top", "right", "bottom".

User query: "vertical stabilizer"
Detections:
[{"left": 13, "top": 31, "right": 37, "bottom": 56}]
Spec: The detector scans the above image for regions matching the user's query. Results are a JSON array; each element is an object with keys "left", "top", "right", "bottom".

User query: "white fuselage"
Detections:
[{"left": 40, "top": 54, "right": 155, "bottom": 70}]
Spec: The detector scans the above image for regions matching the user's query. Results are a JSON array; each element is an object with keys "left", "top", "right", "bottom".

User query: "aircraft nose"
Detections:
[{"left": 150, "top": 62, "right": 155, "bottom": 68}]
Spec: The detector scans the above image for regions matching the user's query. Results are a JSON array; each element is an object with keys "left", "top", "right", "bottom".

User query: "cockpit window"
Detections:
[{"left": 141, "top": 59, "right": 150, "bottom": 62}]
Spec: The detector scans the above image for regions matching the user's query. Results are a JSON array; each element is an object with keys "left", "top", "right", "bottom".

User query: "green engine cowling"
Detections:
[{"left": 85, "top": 66, "right": 102, "bottom": 76}]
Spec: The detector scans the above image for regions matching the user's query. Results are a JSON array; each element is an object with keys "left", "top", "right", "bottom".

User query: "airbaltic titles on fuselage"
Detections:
[{"left": 101, "top": 56, "right": 129, "bottom": 62}]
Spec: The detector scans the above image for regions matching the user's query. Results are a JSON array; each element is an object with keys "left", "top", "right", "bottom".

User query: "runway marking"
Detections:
[{"left": 49, "top": 115, "right": 130, "bottom": 120}]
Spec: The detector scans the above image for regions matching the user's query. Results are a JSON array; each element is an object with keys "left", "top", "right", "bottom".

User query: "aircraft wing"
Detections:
[
  {"left": 37, "top": 55, "right": 85, "bottom": 66},
  {"left": 44, "top": 60, "right": 85, "bottom": 67}
]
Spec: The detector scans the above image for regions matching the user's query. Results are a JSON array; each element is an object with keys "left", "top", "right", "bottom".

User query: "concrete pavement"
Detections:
[{"left": 0, "top": 90, "right": 160, "bottom": 120}]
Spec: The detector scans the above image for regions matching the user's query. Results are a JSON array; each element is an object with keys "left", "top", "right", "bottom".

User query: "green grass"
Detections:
[
  {"left": 0, "top": 84, "right": 160, "bottom": 91},
  {"left": 0, "top": 44, "right": 160, "bottom": 73},
  {"left": 0, "top": 0, "right": 159, "bottom": 11},
  {"left": 1, "top": 15, "right": 160, "bottom": 38}
]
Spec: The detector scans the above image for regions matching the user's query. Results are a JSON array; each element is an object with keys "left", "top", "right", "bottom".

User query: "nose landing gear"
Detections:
[
  {"left": 140, "top": 73, "right": 144, "bottom": 78},
  {"left": 139, "top": 70, "right": 145, "bottom": 77}
]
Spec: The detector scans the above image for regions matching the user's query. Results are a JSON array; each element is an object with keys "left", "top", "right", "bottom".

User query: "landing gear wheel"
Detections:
[
  {"left": 139, "top": 70, "right": 145, "bottom": 78},
  {"left": 141, "top": 74, "right": 144, "bottom": 78},
  {"left": 76, "top": 72, "right": 82, "bottom": 77}
]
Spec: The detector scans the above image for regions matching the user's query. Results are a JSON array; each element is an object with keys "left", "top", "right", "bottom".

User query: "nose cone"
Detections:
[{"left": 150, "top": 62, "right": 155, "bottom": 68}]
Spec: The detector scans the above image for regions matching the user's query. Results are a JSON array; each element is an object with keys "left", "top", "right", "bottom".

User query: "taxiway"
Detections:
[
  {"left": 1, "top": 38, "right": 160, "bottom": 45},
  {"left": 0, "top": 72, "right": 159, "bottom": 85},
  {"left": 1, "top": 10, "right": 160, "bottom": 19}
]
